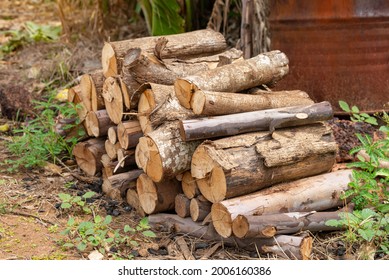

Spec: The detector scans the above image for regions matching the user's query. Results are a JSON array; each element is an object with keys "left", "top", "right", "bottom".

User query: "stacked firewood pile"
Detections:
[{"left": 67, "top": 29, "right": 352, "bottom": 260}]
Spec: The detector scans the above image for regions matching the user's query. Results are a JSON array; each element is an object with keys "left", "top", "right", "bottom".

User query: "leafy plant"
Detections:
[
  {"left": 3, "top": 92, "right": 84, "bottom": 172},
  {"left": 326, "top": 101, "right": 389, "bottom": 258},
  {"left": 58, "top": 191, "right": 96, "bottom": 214}
]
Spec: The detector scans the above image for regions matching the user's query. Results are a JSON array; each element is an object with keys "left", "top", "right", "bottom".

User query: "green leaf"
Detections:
[
  {"left": 77, "top": 242, "right": 87, "bottom": 251},
  {"left": 325, "top": 219, "right": 342, "bottom": 228},
  {"left": 94, "top": 215, "right": 102, "bottom": 224},
  {"left": 376, "top": 168, "right": 389, "bottom": 177},
  {"left": 67, "top": 217, "right": 75, "bottom": 227},
  {"left": 351, "top": 105, "right": 360, "bottom": 113},
  {"left": 142, "top": 230, "right": 156, "bottom": 238},
  {"left": 60, "top": 202, "right": 72, "bottom": 209},
  {"left": 358, "top": 228, "right": 375, "bottom": 242},
  {"left": 151, "top": 0, "right": 185, "bottom": 35},
  {"left": 365, "top": 117, "right": 378, "bottom": 126},
  {"left": 62, "top": 243, "right": 74, "bottom": 248},
  {"left": 377, "top": 204, "right": 389, "bottom": 213},
  {"left": 361, "top": 208, "right": 377, "bottom": 220},
  {"left": 82, "top": 191, "right": 96, "bottom": 199},
  {"left": 103, "top": 215, "right": 112, "bottom": 225},
  {"left": 339, "top": 100, "right": 351, "bottom": 112},
  {"left": 85, "top": 228, "right": 95, "bottom": 236},
  {"left": 58, "top": 193, "right": 71, "bottom": 202},
  {"left": 124, "top": 225, "right": 134, "bottom": 233}
]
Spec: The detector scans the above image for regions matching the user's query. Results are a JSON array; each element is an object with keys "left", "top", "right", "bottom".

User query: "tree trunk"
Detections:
[
  {"left": 72, "top": 138, "right": 105, "bottom": 176},
  {"left": 191, "top": 89, "right": 313, "bottom": 116},
  {"left": 148, "top": 214, "right": 312, "bottom": 260},
  {"left": 80, "top": 70, "right": 105, "bottom": 112},
  {"left": 135, "top": 121, "right": 202, "bottom": 183},
  {"left": 191, "top": 123, "right": 337, "bottom": 203},
  {"left": 136, "top": 173, "right": 182, "bottom": 214},
  {"left": 190, "top": 195, "right": 212, "bottom": 222},
  {"left": 174, "top": 50, "right": 289, "bottom": 108},
  {"left": 102, "top": 76, "right": 124, "bottom": 124},
  {"left": 175, "top": 194, "right": 191, "bottom": 218},
  {"left": 211, "top": 169, "right": 352, "bottom": 238},
  {"left": 85, "top": 110, "right": 114, "bottom": 138},
  {"left": 180, "top": 101, "right": 333, "bottom": 141},
  {"left": 126, "top": 188, "right": 146, "bottom": 217},
  {"left": 117, "top": 120, "right": 143, "bottom": 149},
  {"left": 232, "top": 208, "right": 351, "bottom": 239},
  {"left": 181, "top": 171, "right": 200, "bottom": 199},
  {"left": 107, "top": 126, "right": 117, "bottom": 144},
  {"left": 137, "top": 83, "right": 195, "bottom": 134},
  {"left": 101, "top": 29, "right": 227, "bottom": 77}
]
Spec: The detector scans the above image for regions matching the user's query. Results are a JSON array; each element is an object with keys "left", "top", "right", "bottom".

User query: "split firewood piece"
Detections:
[
  {"left": 80, "top": 70, "right": 105, "bottom": 111},
  {"left": 137, "top": 83, "right": 195, "bottom": 134},
  {"left": 175, "top": 50, "right": 289, "bottom": 108},
  {"left": 85, "top": 110, "right": 114, "bottom": 137},
  {"left": 181, "top": 171, "right": 200, "bottom": 199},
  {"left": 136, "top": 173, "right": 182, "bottom": 215},
  {"left": 211, "top": 169, "right": 352, "bottom": 238},
  {"left": 101, "top": 29, "right": 227, "bottom": 77},
  {"left": 117, "top": 120, "right": 143, "bottom": 149},
  {"left": 117, "top": 148, "right": 136, "bottom": 168},
  {"left": 191, "top": 123, "right": 337, "bottom": 203},
  {"left": 190, "top": 195, "right": 212, "bottom": 222},
  {"left": 135, "top": 121, "right": 202, "bottom": 183},
  {"left": 148, "top": 214, "right": 312, "bottom": 260},
  {"left": 71, "top": 85, "right": 89, "bottom": 122},
  {"left": 232, "top": 208, "right": 351, "bottom": 239},
  {"left": 175, "top": 194, "right": 191, "bottom": 218},
  {"left": 102, "top": 76, "right": 125, "bottom": 124},
  {"left": 191, "top": 89, "right": 313, "bottom": 116},
  {"left": 126, "top": 188, "right": 146, "bottom": 217},
  {"left": 107, "top": 126, "right": 117, "bottom": 144},
  {"left": 119, "top": 75, "right": 140, "bottom": 110},
  {"left": 180, "top": 101, "right": 333, "bottom": 142},
  {"left": 105, "top": 140, "right": 121, "bottom": 160},
  {"left": 107, "top": 169, "right": 144, "bottom": 198},
  {"left": 101, "top": 154, "right": 131, "bottom": 178},
  {"left": 73, "top": 138, "right": 105, "bottom": 176}
]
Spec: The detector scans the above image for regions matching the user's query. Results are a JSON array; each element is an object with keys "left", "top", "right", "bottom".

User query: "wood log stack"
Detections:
[{"left": 67, "top": 29, "right": 353, "bottom": 260}]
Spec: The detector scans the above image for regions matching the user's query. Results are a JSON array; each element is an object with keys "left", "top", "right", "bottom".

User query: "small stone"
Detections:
[{"left": 88, "top": 250, "right": 104, "bottom": 260}]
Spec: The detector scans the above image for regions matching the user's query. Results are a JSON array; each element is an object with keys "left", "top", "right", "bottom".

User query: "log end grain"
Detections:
[
  {"left": 102, "top": 76, "right": 123, "bottom": 124},
  {"left": 231, "top": 215, "right": 249, "bottom": 239},
  {"left": 181, "top": 171, "right": 199, "bottom": 199},
  {"left": 102, "top": 43, "right": 117, "bottom": 78},
  {"left": 190, "top": 90, "right": 206, "bottom": 115},
  {"left": 135, "top": 136, "right": 164, "bottom": 183},
  {"left": 174, "top": 79, "right": 198, "bottom": 109},
  {"left": 136, "top": 173, "right": 158, "bottom": 214},
  {"left": 175, "top": 194, "right": 191, "bottom": 218},
  {"left": 211, "top": 202, "right": 232, "bottom": 238}
]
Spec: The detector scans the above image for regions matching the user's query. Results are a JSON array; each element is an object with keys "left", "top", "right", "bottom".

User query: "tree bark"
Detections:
[
  {"left": 180, "top": 101, "right": 333, "bottom": 141},
  {"left": 117, "top": 120, "right": 143, "bottom": 149},
  {"left": 211, "top": 169, "right": 352, "bottom": 238},
  {"left": 102, "top": 76, "right": 124, "bottom": 124},
  {"left": 137, "top": 83, "right": 195, "bottom": 134},
  {"left": 101, "top": 29, "right": 227, "bottom": 77},
  {"left": 135, "top": 121, "right": 202, "bottom": 183},
  {"left": 119, "top": 74, "right": 141, "bottom": 111},
  {"left": 190, "top": 89, "right": 313, "bottom": 116},
  {"left": 190, "top": 195, "right": 212, "bottom": 222},
  {"left": 175, "top": 194, "right": 191, "bottom": 218},
  {"left": 191, "top": 123, "right": 337, "bottom": 203},
  {"left": 72, "top": 138, "right": 105, "bottom": 176},
  {"left": 107, "top": 169, "right": 144, "bottom": 198},
  {"left": 148, "top": 213, "right": 312, "bottom": 259},
  {"left": 174, "top": 50, "right": 289, "bottom": 108},
  {"left": 85, "top": 110, "right": 114, "bottom": 138},
  {"left": 181, "top": 171, "right": 200, "bottom": 199},
  {"left": 80, "top": 70, "right": 105, "bottom": 112},
  {"left": 136, "top": 173, "right": 182, "bottom": 214},
  {"left": 232, "top": 208, "right": 351, "bottom": 239}
]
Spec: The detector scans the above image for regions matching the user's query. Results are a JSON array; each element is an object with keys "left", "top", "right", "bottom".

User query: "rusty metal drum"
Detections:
[{"left": 268, "top": 0, "right": 389, "bottom": 113}]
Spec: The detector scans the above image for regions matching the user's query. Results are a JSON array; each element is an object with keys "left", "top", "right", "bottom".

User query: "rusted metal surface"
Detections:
[{"left": 268, "top": 0, "right": 389, "bottom": 113}]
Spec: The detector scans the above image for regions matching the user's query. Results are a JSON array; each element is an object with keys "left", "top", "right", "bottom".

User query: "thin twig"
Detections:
[{"left": 8, "top": 210, "right": 55, "bottom": 226}]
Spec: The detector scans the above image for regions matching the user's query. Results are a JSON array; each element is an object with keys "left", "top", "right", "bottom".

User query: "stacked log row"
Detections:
[{"left": 66, "top": 29, "right": 352, "bottom": 260}]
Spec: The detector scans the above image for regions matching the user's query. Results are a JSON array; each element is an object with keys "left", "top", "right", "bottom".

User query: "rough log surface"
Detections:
[
  {"left": 117, "top": 120, "right": 143, "bottom": 149},
  {"left": 73, "top": 138, "right": 105, "bottom": 176},
  {"left": 175, "top": 194, "right": 191, "bottom": 218}
]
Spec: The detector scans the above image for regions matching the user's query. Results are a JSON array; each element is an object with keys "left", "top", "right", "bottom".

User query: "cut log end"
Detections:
[
  {"left": 191, "top": 90, "right": 206, "bottom": 115},
  {"left": 136, "top": 174, "right": 158, "bottom": 214},
  {"left": 174, "top": 79, "right": 198, "bottom": 109},
  {"left": 211, "top": 203, "right": 232, "bottom": 238},
  {"left": 175, "top": 194, "right": 191, "bottom": 218},
  {"left": 135, "top": 136, "right": 163, "bottom": 182},
  {"left": 137, "top": 89, "right": 155, "bottom": 134},
  {"left": 102, "top": 76, "right": 123, "bottom": 124},
  {"left": 232, "top": 215, "right": 276, "bottom": 238},
  {"left": 181, "top": 171, "right": 199, "bottom": 199},
  {"left": 102, "top": 43, "right": 117, "bottom": 78}
]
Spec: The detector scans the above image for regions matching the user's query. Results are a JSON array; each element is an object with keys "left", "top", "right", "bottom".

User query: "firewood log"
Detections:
[
  {"left": 180, "top": 101, "right": 333, "bottom": 142},
  {"left": 80, "top": 70, "right": 105, "bottom": 111},
  {"left": 119, "top": 75, "right": 140, "bottom": 111},
  {"left": 136, "top": 173, "right": 182, "bottom": 214},
  {"left": 101, "top": 154, "right": 131, "bottom": 178},
  {"left": 137, "top": 83, "right": 194, "bottom": 134},
  {"left": 175, "top": 50, "right": 289, "bottom": 108},
  {"left": 148, "top": 214, "right": 312, "bottom": 260},
  {"left": 117, "top": 120, "right": 143, "bottom": 149},
  {"left": 107, "top": 126, "right": 118, "bottom": 144},
  {"left": 85, "top": 110, "right": 114, "bottom": 138},
  {"left": 191, "top": 123, "right": 337, "bottom": 203},
  {"left": 71, "top": 85, "right": 88, "bottom": 122},
  {"left": 211, "top": 169, "right": 352, "bottom": 238},
  {"left": 102, "top": 76, "right": 125, "bottom": 124},
  {"left": 117, "top": 148, "right": 136, "bottom": 168},
  {"left": 106, "top": 169, "right": 143, "bottom": 198},
  {"left": 135, "top": 121, "right": 202, "bottom": 183},
  {"left": 104, "top": 140, "right": 121, "bottom": 160},
  {"left": 73, "top": 138, "right": 105, "bottom": 176},
  {"left": 190, "top": 195, "right": 212, "bottom": 222},
  {"left": 101, "top": 29, "right": 227, "bottom": 77},
  {"left": 175, "top": 193, "right": 191, "bottom": 218},
  {"left": 126, "top": 188, "right": 146, "bottom": 217},
  {"left": 190, "top": 89, "right": 313, "bottom": 116},
  {"left": 181, "top": 171, "right": 200, "bottom": 199}
]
